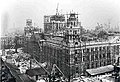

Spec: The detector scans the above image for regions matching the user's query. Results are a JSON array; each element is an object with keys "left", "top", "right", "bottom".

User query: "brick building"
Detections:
[
  {"left": 36, "top": 35, "right": 120, "bottom": 80},
  {"left": 0, "top": 36, "right": 14, "bottom": 49},
  {"left": 30, "top": 12, "right": 120, "bottom": 80}
]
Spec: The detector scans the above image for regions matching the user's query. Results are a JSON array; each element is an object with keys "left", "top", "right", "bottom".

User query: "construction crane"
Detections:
[
  {"left": 33, "top": 58, "right": 50, "bottom": 75},
  {"left": 56, "top": 3, "right": 59, "bottom": 15},
  {"left": 51, "top": 64, "right": 65, "bottom": 77},
  {"left": 33, "top": 58, "right": 66, "bottom": 82}
]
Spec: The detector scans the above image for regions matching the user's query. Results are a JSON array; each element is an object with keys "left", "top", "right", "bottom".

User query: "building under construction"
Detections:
[
  {"left": 42, "top": 10, "right": 120, "bottom": 80},
  {"left": 22, "top": 9, "right": 120, "bottom": 81}
]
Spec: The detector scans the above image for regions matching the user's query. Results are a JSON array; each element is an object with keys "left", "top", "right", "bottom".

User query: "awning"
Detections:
[
  {"left": 86, "top": 65, "right": 114, "bottom": 76},
  {"left": 26, "top": 68, "right": 46, "bottom": 77}
]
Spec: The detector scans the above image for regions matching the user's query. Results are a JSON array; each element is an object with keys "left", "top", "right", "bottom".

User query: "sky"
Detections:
[{"left": 1, "top": 0, "right": 120, "bottom": 35}]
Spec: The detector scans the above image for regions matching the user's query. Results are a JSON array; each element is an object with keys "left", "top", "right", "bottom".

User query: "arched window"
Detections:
[{"left": 75, "top": 42, "right": 78, "bottom": 45}]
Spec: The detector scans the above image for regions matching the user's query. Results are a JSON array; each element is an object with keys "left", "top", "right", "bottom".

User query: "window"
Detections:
[
  {"left": 95, "top": 54, "right": 98, "bottom": 60},
  {"left": 96, "top": 62, "right": 98, "bottom": 68},
  {"left": 99, "top": 54, "right": 102, "bottom": 59},
  {"left": 87, "top": 48, "right": 89, "bottom": 53},
  {"left": 74, "top": 22, "right": 75, "bottom": 26},
  {"left": 91, "top": 55, "right": 94, "bottom": 61},
  {"left": 76, "top": 67, "right": 79, "bottom": 73},
  {"left": 107, "top": 46, "right": 110, "bottom": 52},
  {"left": 86, "top": 56, "right": 89, "bottom": 61},
  {"left": 70, "top": 36, "right": 72, "bottom": 40},
  {"left": 103, "top": 47, "right": 106, "bottom": 50},
  {"left": 99, "top": 47, "right": 102, "bottom": 51},
  {"left": 74, "top": 30, "right": 77, "bottom": 34},
  {"left": 91, "top": 48, "right": 94, "bottom": 52},
  {"left": 74, "top": 56, "right": 78, "bottom": 63},
  {"left": 75, "top": 50, "right": 77, "bottom": 54},
  {"left": 83, "top": 56, "right": 86, "bottom": 61},
  {"left": 83, "top": 49, "right": 85, "bottom": 53},
  {"left": 104, "top": 62, "right": 106, "bottom": 66},
  {"left": 103, "top": 54, "right": 106, "bottom": 58},
  {"left": 100, "top": 62, "right": 101, "bottom": 67},
  {"left": 107, "top": 53, "right": 111, "bottom": 58},
  {"left": 87, "top": 64, "right": 89, "bottom": 69},
  {"left": 75, "top": 42, "right": 78, "bottom": 45},
  {"left": 95, "top": 47, "right": 98, "bottom": 51},
  {"left": 91, "top": 62, "right": 94, "bottom": 68},
  {"left": 107, "top": 60, "right": 111, "bottom": 65}
]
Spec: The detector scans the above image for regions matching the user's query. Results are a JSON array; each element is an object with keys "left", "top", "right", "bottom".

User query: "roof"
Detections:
[
  {"left": 5, "top": 62, "right": 21, "bottom": 73},
  {"left": 4, "top": 61, "right": 34, "bottom": 82},
  {"left": 86, "top": 65, "right": 114, "bottom": 76},
  {"left": 26, "top": 67, "right": 46, "bottom": 77}
]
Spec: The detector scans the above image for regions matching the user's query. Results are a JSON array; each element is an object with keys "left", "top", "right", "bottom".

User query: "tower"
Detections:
[
  {"left": 56, "top": 3, "right": 59, "bottom": 15},
  {"left": 24, "top": 19, "right": 34, "bottom": 37},
  {"left": 67, "top": 12, "right": 79, "bottom": 28},
  {"left": 26, "top": 19, "right": 32, "bottom": 26}
]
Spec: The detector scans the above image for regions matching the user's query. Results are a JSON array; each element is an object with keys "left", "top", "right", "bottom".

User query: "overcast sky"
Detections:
[{"left": 1, "top": 0, "right": 120, "bottom": 35}]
